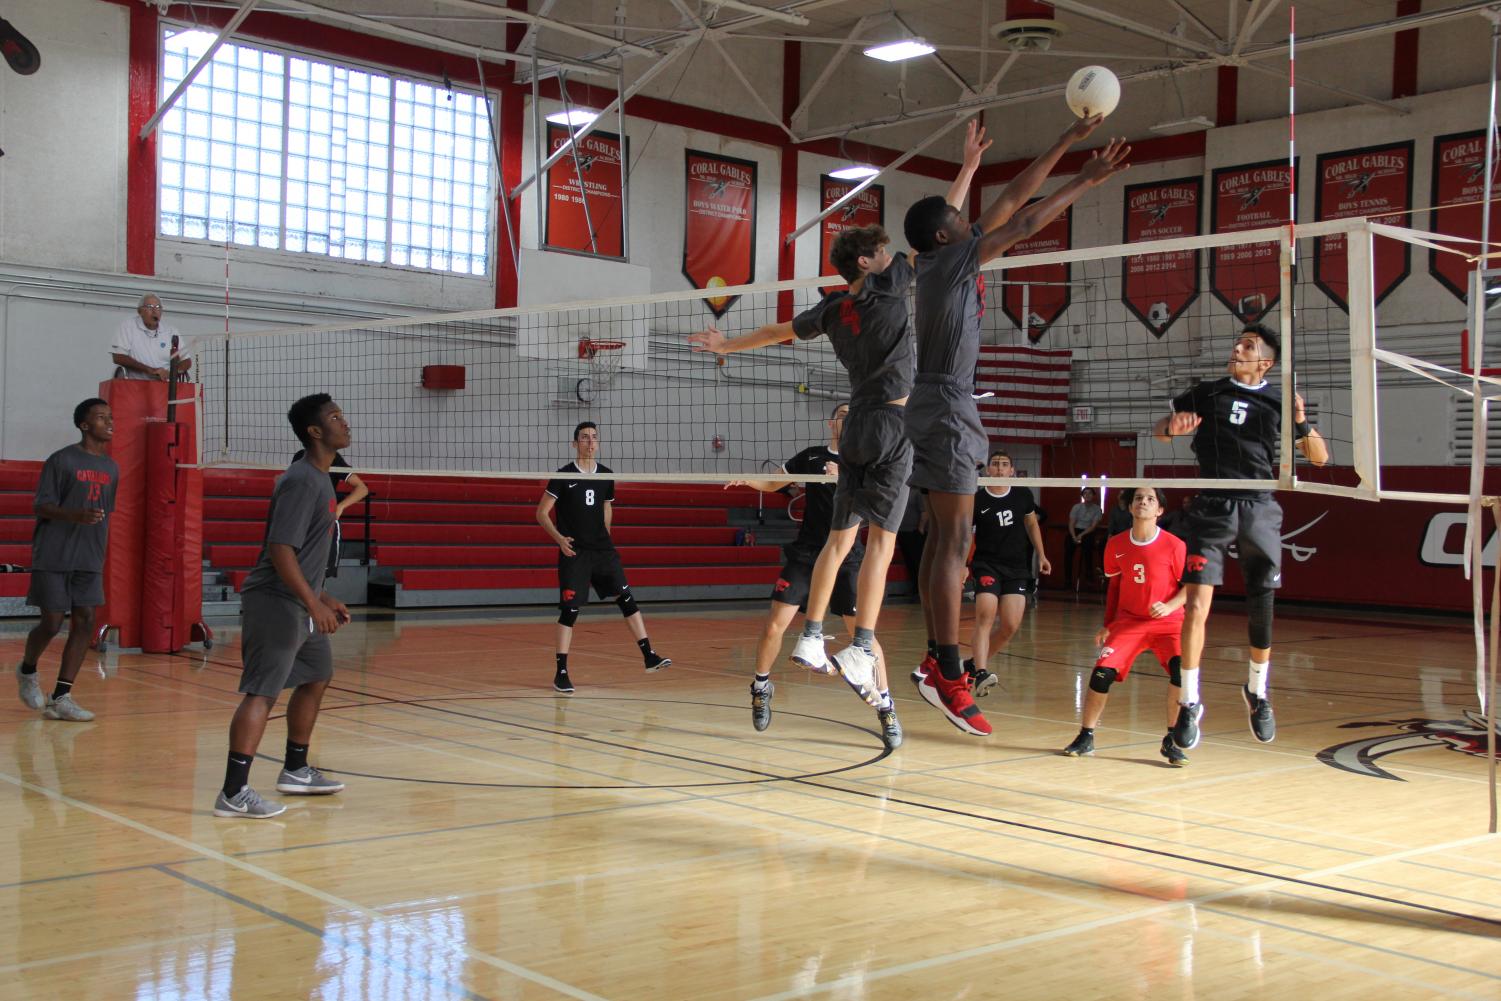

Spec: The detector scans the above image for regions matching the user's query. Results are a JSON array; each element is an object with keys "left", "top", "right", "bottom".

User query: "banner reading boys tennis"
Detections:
[
  {"left": 544, "top": 124, "right": 626, "bottom": 259},
  {"left": 1430, "top": 130, "right": 1501, "bottom": 302},
  {"left": 1121, "top": 177, "right": 1201, "bottom": 337},
  {"left": 1210, "top": 158, "right": 1295, "bottom": 324},
  {"left": 819, "top": 177, "right": 883, "bottom": 283},
  {"left": 1001, "top": 205, "right": 1071, "bottom": 343},
  {"left": 682, "top": 151, "right": 757, "bottom": 317},
  {"left": 1314, "top": 140, "right": 1413, "bottom": 310}
]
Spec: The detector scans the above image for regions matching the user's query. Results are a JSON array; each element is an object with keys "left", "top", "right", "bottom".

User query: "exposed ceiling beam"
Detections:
[
  {"left": 788, "top": 15, "right": 879, "bottom": 129},
  {"left": 424, "top": 0, "right": 659, "bottom": 58},
  {"left": 982, "top": 50, "right": 1021, "bottom": 95},
  {"left": 1232, "top": 0, "right": 1282, "bottom": 59},
  {"left": 1240, "top": 0, "right": 1501, "bottom": 60},
  {"left": 140, "top": 0, "right": 261, "bottom": 141},
  {"left": 1165, "top": 0, "right": 1223, "bottom": 45},
  {"left": 1045, "top": 0, "right": 1220, "bottom": 58},
  {"left": 703, "top": 0, "right": 809, "bottom": 27},
  {"left": 1237, "top": 60, "right": 1408, "bottom": 115}
]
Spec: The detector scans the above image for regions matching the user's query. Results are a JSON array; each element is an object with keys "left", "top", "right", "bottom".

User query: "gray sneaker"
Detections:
[
  {"left": 16, "top": 666, "right": 43, "bottom": 711},
  {"left": 276, "top": 765, "right": 345, "bottom": 795},
  {"left": 214, "top": 785, "right": 287, "bottom": 819},
  {"left": 877, "top": 705, "right": 903, "bottom": 750},
  {"left": 42, "top": 693, "right": 94, "bottom": 722}
]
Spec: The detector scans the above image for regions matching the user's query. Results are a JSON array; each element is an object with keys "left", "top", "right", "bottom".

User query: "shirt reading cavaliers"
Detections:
[
  {"left": 972, "top": 485, "right": 1036, "bottom": 577},
  {"left": 1172, "top": 377, "right": 1281, "bottom": 496},
  {"left": 545, "top": 462, "right": 616, "bottom": 551},
  {"left": 1102, "top": 527, "right": 1186, "bottom": 622},
  {"left": 791, "top": 254, "right": 915, "bottom": 406},
  {"left": 782, "top": 446, "right": 863, "bottom": 565},
  {"left": 30, "top": 445, "right": 119, "bottom": 573}
]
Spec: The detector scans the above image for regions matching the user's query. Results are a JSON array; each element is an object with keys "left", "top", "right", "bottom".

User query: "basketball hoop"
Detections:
[{"left": 578, "top": 337, "right": 626, "bottom": 387}]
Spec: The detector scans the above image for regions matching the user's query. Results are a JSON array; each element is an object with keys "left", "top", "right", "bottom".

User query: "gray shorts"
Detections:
[
  {"left": 905, "top": 375, "right": 988, "bottom": 495},
  {"left": 27, "top": 571, "right": 104, "bottom": 613},
  {"left": 1182, "top": 493, "right": 1283, "bottom": 592},
  {"left": 238, "top": 588, "right": 335, "bottom": 699},
  {"left": 832, "top": 403, "right": 913, "bottom": 534}
]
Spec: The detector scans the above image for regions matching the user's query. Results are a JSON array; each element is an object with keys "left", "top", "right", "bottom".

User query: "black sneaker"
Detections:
[
  {"left": 1242, "top": 686, "right": 1276, "bottom": 742},
  {"left": 1170, "top": 702, "right": 1203, "bottom": 750},
  {"left": 877, "top": 706, "right": 903, "bottom": 749},
  {"left": 970, "top": 667, "right": 998, "bottom": 698},
  {"left": 553, "top": 670, "right": 575, "bottom": 694},
  {"left": 750, "top": 682, "right": 773, "bottom": 731},
  {"left": 644, "top": 652, "right": 671, "bottom": 673},
  {"left": 1061, "top": 729, "right": 1095, "bottom": 757},
  {"left": 1160, "top": 734, "right": 1188, "bottom": 767}
]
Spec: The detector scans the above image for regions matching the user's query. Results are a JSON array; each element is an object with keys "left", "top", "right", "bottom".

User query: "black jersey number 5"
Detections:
[{"left": 1229, "top": 400, "right": 1249, "bottom": 425}]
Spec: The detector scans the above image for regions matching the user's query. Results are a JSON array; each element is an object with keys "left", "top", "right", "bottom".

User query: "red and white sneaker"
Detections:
[
  {"left": 909, "top": 653, "right": 936, "bottom": 686},
  {"left": 916, "top": 668, "right": 992, "bottom": 736}
]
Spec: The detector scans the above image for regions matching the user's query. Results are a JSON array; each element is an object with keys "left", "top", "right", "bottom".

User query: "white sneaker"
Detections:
[
  {"left": 213, "top": 785, "right": 287, "bottom": 819},
  {"left": 832, "top": 644, "right": 882, "bottom": 706},
  {"left": 789, "top": 633, "right": 833, "bottom": 674},
  {"left": 16, "top": 665, "right": 43, "bottom": 711},
  {"left": 42, "top": 693, "right": 94, "bottom": 722}
]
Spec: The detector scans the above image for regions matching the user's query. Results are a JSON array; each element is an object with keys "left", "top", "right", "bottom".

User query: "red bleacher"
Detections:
[{"left": 0, "top": 461, "right": 40, "bottom": 598}]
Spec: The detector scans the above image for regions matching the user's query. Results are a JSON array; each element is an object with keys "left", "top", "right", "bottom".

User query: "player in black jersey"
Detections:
[
  {"left": 730, "top": 404, "right": 902, "bottom": 749},
  {"left": 536, "top": 421, "right": 669, "bottom": 693},
  {"left": 1152, "top": 324, "right": 1328, "bottom": 750}
]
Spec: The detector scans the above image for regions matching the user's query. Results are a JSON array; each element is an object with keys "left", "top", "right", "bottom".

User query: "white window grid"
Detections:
[{"left": 158, "top": 26, "right": 494, "bottom": 277}]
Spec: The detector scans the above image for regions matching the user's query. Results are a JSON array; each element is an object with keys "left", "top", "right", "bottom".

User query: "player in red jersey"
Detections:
[{"left": 1061, "top": 486, "right": 1192, "bottom": 765}]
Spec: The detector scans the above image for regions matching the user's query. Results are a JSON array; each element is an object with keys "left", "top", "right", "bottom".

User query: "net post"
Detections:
[{"left": 1345, "top": 220, "right": 1381, "bottom": 497}]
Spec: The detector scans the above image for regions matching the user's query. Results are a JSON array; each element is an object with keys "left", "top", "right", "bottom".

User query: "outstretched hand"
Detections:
[
  {"left": 1167, "top": 411, "right": 1202, "bottom": 436},
  {"left": 688, "top": 325, "right": 727, "bottom": 354},
  {"left": 962, "top": 118, "right": 993, "bottom": 170},
  {"left": 1080, "top": 138, "right": 1131, "bottom": 185},
  {"left": 1064, "top": 113, "right": 1104, "bottom": 144}
]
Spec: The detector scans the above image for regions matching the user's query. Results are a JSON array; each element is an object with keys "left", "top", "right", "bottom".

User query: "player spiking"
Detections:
[
  {"left": 1152, "top": 323, "right": 1329, "bottom": 751},
  {"left": 903, "top": 119, "right": 1128, "bottom": 736},
  {"left": 537, "top": 421, "right": 670, "bottom": 694},
  {"left": 1061, "top": 486, "right": 1190, "bottom": 765}
]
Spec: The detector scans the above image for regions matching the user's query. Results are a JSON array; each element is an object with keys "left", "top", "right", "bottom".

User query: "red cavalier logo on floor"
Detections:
[{"left": 1316, "top": 710, "right": 1498, "bottom": 780}]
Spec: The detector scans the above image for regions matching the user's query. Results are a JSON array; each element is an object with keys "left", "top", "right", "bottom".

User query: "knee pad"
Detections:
[
  {"left": 557, "top": 604, "right": 580, "bottom": 628},
  {"left": 615, "top": 589, "right": 639, "bottom": 618},
  {"left": 1247, "top": 590, "right": 1274, "bottom": 649},
  {"left": 1168, "top": 656, "right": 1182, "bottom": 688},
  {"left": 1088, "top": 667, "right": 1119, "bottom": 694}
]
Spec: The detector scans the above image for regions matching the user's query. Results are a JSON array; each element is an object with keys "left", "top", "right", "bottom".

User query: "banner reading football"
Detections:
[
  {"left": 1121, "top": 177, "right": 1201, "bottom": 337},
  {"left": 819, "top": 177, "right": 883, "bottom": 282},
  {"left": 1210, "top": 158, "right": 1295, "bottom": 324},
  {"left": 1002, "top": 205, "right": 1071, "bottom": 343},
  {"left": 1314, "top": 140, "right": 1413, "bottom": 310},
  {"left": 1430, "top": 130, "right": 1501, "bottom": 302},
  {"left": 682, "top": 151, "right": 757, "bottom": 317},
  {"left": 544, "top": 124, "right": 626, "bottom": 259}
]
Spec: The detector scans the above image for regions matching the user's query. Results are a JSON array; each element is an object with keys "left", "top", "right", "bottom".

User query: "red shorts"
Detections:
[{"left": 1095, "top": 616, "right": 1182, "bottom": 680}]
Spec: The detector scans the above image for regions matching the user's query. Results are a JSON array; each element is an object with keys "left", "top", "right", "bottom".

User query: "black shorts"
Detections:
[
  {"left": 771, "top": 554, "right": 858, "bottom": 617},
  {"left": 832, "top": 403, "right": 914, "bottom": 534},
  {"left": 559, "top": 548, "right": 629, "bottom": 604},
  {"left": 1182, "top": 493, "right": 1283, "bottom": 591},
  {"left": 970, "top": 561, "right": 1034, "bottom": 597},
  {"left": 238, "top": 589, "right": 335, "bottom": 699},
  {"left": 905, "top": 375, "right": 987, "bottom": 495},
  {"left": 27, "top": 570, "right": 104, "bottom": 613}
]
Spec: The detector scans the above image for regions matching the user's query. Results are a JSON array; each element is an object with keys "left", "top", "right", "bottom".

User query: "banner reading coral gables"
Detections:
[
  {"left": 682, "top": 151, "right": 757, "bottom": 318},
  {"left": 1122, "top": 176, "right": 1201, "bottom": 337},
  {"left": 1430, "top": 130, "right": 1501, "bottom": 302},
  {"left": 1314, "top": 140, "right": 1413, "bottom": 310},
  {"left": 1210, "top": 158, "right": 1296, "bottom": 325},
  {"left": 819, "top": 177, "right": 883, "bottom": 290},
  {"left": 544, "top": 124, "right": 626, "bottom": 259}
]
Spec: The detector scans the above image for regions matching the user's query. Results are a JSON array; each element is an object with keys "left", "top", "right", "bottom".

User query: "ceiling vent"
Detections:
[{"left": 992, "top": 1, "right": 1066, "bottom": 52}]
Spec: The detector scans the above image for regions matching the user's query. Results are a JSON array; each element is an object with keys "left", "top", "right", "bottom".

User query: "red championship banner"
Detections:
[
  {"left": 682, "top": 151, "right": 757, "bottom": 317},
  {"left": 1002, "top": 205, "right": 1071, "bottom": 343},
  {"left": 1430, "top": 130, "right": 1501, "bottom": 302},
  {"left": 819, "top": 176, "right": 884, "bottom": 284},
  {"left": 544, "top": 124, "right": 626, "bottom": 259},
  {"left": 1210, "top": 158, "right": 1295, "bottom": 324},
  {"left": 1314, "top": 140, "right": 1413, "bottom": 311},
  {"left": 1121, "top": 177, "right": 1201, "bottom": 337}
]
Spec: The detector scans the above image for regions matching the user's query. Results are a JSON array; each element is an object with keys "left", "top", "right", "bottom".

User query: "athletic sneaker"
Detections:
[
  {"left": 15, "top": 665, "right": 43, "bottom": 711},
  {"left": 42, "top": 693, "right": 94, "bottom": 722},
  {"left": 553, "top": 669, "right": 575, "bottom": 694},
  {"left": 968, "top": 666, "right": 999, "bottom": 698},
  {"left": 213, "top": 785, "right": 287, "bottom": 819},
  {"left": 832, "top": 644, "right": 882, "bottom": 707},
  {"left": 915, "top": 669, "right": 992, "bottom": 736},
  {"left": 644, "top": 652, "right": 671, "bottom": 673},
  {"left": 877, "top": 706, "right": 903, "bottom": 749},
  {"left": 1170, "top": 702, "right": 1204, "bottom": 750},
  {"left": 1242, "top": 686, "right": 1276, "bottom": 743},
  {"left": 750, "top": 681, "right": 773, "bottom": 731},
  {"left": 1159, "top": 734, "right": 1188, "bottom": 767},
  {"left": 276, "top": 765, "right": 345, "bottom": 795},
  {"left": 910, "top": 653, "right": 936, "bottom": 685},
  {"left": 790, "top": 634, "right": 833, "bottom": 675},
  {"left": 1061, "top": 729, "right": 1095, "bottom": 757}
]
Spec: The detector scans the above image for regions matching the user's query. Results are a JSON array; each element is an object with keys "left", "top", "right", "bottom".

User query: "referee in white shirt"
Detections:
[{"left": 111, "top": 294, "right": 192, "bottom": 381}]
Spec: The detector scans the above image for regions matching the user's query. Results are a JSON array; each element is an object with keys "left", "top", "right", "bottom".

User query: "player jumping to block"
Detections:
[{"left": 1152, "top": 323, "right": 1329, "bottom": 751}]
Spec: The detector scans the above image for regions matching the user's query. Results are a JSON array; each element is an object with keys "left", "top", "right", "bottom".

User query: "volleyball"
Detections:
[{"left": 1066, "top": 65, "right": 1120, "bottom": 119}]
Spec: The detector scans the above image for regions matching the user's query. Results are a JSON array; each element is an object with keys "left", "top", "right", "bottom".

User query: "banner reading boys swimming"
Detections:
[
  {"left": 819, "top": 177, "right": 883, "bottom": 285},
  {"left": 1210, "top": 158, "right": 1295, "bottom": 325},
  {"left": 544, "top": 124, "right": 626, "bottom": 259},
  {"left": 1001, "top": 205, "right": 1071, "bottom": 343},
  {"left": 682, "top": 151, "right": 757, "bottom": 317},
  {"left": 1314, "top": 140, "right": 1413, "bottom": 310},
  {"left": 1430, "top": 130, "right": 1501, "bottom": 302},
  {"left": 1121, "top": 177, "right": 1201, "bottom": 337}
]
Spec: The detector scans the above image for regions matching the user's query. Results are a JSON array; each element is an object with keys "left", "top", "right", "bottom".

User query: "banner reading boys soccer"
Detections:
[
  {"left": 544, "top": 124, "right": 626, "bottom": 259},
  {"left": 819, "top": 177, "right": 883, "bottom": 283},
  {"left": 1314, "top": 140, "right": 1413, "bottom": 310},
  {"left": 1430, "top": 131, "right": 1501, "bottom": 302},
  {"left": 1121, "top": 177, "right": 1201, "bottom": 337},
  {"left": 1210, "top": 158, "right": 1295, "bottom": 324},
  {"left": 1001, "top": 205, "right": 1071, "bottom": 343},
  {"left": 682, "top": 151, "right": 757, "bottom": 317}
]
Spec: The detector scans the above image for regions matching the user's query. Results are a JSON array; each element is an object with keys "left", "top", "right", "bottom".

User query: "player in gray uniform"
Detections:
[
  {"left": 14, "top": 399, "right": 119, "bottom": 722},
  {"left": 904, "top": 121, "right": 1129, "bottom": 736},
  {"left": 214, "top": 394, "right": 353, "bottom": 819}
]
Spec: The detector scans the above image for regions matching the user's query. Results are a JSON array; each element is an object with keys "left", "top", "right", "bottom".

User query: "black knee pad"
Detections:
[
  {"left": 615, "top": 589, "right": 639, "bottom": 618},
  {"left": 1247, "top": 590, "right": 1274, "bottom": 648},
  {"left": 1088, "top": 667, "right": 1119, "bottom": 694},
  {"left": 1168, "top": 656, "right": 1182, "bottom": 687},
  {"left": 558, "top": 605, "right": 580, "bottom": 627}
]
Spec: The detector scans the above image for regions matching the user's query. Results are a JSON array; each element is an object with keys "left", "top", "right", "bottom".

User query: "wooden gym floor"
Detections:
[{"left": 0, "top": 596, "right": 1497, "bottom": 1000}]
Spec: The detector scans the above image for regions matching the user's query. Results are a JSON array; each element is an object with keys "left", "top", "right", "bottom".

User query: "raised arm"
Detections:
[
  {"left": 1294, "top": 393, "right": 1331, "bottom": 466},
  {"left": 976, "top": 138, "right": 1130, "bottom": 266},
  {"left": 1152, "top": 411, "right": 1202, "bottom": 443},
  {"left": 945, "top": 118, "right": 993, "bottom": 211},
  {"left": 977, "top": 115, "right": 1102, "bottom": 234},
  {"left": 688, "top": 320, "right": 796, "bottom": 356}
]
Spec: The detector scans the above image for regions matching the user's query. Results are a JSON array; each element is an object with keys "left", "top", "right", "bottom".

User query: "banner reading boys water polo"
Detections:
[
  {"left": 1210, "top": 158, "right": 1295, "bottom": 324},
  {"left": 544, "top": 124, "right": 626, "bottom": 259},
  {"left": 682, "top": 151, "right": 757, "bottom": 317},
  {"left": 1001, "top": 205, "right": 1071, "bottom": 343},
  {"left": 1121, "top": 177, "right": 1201, "bottom": 337},
  {"left": 819, "top": 177, "right": 883, "bottom": 283},
  {"left": 1430, "top": 130, "right": 1500, "bottom": 302},
  {"left": 1314, "top": 140, "right": 1413, "bottom": 310}
]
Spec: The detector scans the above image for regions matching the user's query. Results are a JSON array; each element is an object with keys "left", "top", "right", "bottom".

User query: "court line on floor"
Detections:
[{"left": 0, "top": 920, "right": 285, "bottom": 975}]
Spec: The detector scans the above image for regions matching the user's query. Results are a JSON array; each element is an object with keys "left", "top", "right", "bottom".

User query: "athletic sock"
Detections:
[
  {"left": 1179, "top": 667, "right": 1201, "bottom": 705},
  {"left": 962, "top": 657, "right": 975, "bottom": 675},
  {"left": 284, "top": 741, "right": 309, "bottom": 772},
  {"left": 752, "top": 673, "right": 771, "bottom": 691},
  {"left": 936, "top": 644, "right": 963, "bottom": 681},
  {"left": 802, "top": 619, "right": 824, "bottom": 640},
  {"left": 878, "top": 689, "right": 892, "bottom": 710},
  {"left": 926, "top": 639, "right": 937, "bottom": 659},
  {"left": 19, "top": 661, "right": 36, "bottom": 676},
  {"left": 1248, "top": 659, "right": 1269, "bottom": 698},
  {"left": 50, "top": 679, "right": 73, "bottom": 701},
  {"left": 1079, "top": 726, "right": 1095, "bottom": 735},
  {"left": 852, "top": 626, "right": 874, "bottom": 652},
  {"left": 556, "top": 653, "right": 568, "bottom": 673},
  {"left": 637, "top": 638, "right": 653, "bottom": 660},
  {"left": 223, "top": 753, "right": 252, "bottom": 798}
]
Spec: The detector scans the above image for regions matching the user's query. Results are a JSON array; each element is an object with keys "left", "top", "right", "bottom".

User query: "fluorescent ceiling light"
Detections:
[
  {"left": 863, "top": 39, "right": 935, "bottom": 62},
  {"left": 546, "top": 109, "right": 597, "bottom": 126},
  {"left": 1148, "top": 115, "right": 1215, "bottom": 136},
  {"left": 829, "top": 164, "right": 881, "bottom": 180}
]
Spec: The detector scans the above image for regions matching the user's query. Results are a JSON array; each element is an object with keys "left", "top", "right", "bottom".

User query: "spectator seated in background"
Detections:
[{"left": 112, "top": 293, "right": 192, "bottom": 382}]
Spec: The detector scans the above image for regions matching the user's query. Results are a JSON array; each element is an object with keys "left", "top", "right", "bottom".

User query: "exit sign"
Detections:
[{"left": 1072, "top": 405, "right": 1094, "bottom": 424}]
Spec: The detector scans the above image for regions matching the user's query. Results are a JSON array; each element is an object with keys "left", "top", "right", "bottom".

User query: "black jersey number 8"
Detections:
[
  {"left": 585, "top": 489, "right": 596, "bottom": 506},
  {"left": 1229, "top": 400, "right": 1249, "bottom": 425}
]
